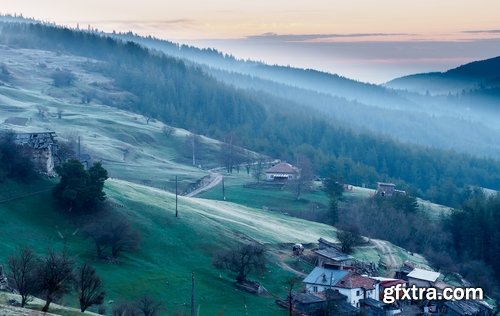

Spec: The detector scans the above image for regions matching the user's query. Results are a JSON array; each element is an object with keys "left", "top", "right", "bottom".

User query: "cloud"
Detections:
[
  {"left": 245, "top": 32, "right": 414, "bottom": 42},
  {"left": 73, "top": 18, "right": 197, "bottom": 30},
  {"left": 462, "top": 29, "right": 500, "bottom": 34}
]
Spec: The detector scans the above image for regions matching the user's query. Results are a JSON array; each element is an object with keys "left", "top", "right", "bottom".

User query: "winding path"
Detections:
[
  {"left": 372, "top": 239, "right": 398, "bottom": 270},
  {"left": 185, "top": 173, "right": 223, "bottom": 197}
]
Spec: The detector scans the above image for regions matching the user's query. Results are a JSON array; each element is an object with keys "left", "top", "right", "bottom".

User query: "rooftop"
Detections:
[
  {"left": 444, "top": 300, "right": 482, "bottom": 315},
  {"left": 361, "top": 297, "right": 385, "bottom": 309},
  {"left": 265, "top": 162, "right": 297, "bottom": 174},
  {"left": 379, "top": 279, "right": 407, "bottom": 288},
  {"left": 292, "top": 293, "right": 325, "bottom": 304},
  {"left": 303, "top": 267, "right": 349, "bottom": 286},
  {"left": 407, "top": 268, "right": 440, "bottom": 282},
  {"left": 335, "top": 272, "right": 378, "bottom": 290},
  {"left": 377, "top": 182, "right": 395, "bottom": 187},
  {"left": 314, "top": 247, "right": 354, "bottom": 262}
]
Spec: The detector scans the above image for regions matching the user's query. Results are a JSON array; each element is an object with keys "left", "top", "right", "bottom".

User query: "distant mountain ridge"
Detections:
[
  {"left": 386, "top": 56, "right": 500, "bottom": 94},
  {"left": 111, "top": 32, "right": 417, "bottom": 111}
]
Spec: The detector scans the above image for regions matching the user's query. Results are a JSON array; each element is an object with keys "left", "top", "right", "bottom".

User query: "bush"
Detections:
[
  {"left": 53, "top": 160, "right": 108, "bottom": 212},
  {"left": 50, "top": 69, "right": 76, "bottom": 87}
]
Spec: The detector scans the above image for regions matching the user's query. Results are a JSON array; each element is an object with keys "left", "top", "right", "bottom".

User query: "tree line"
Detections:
[
  {"left": 7, "top": 247, "right": 163, "bottom": 315},
  {"left": 1, "top": 22, "right": 499, "bottom": 207}
]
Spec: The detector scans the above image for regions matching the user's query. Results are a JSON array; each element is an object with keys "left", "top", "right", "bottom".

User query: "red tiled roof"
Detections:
[
  {"left": 336, "top": 273, "right": 377, "bottom": 290},
  {"left": 265, "top": 162, "right": 297, "bottom": 174},
  {"left": 380, "top": 280, "right": 407, "bottom": 288}
]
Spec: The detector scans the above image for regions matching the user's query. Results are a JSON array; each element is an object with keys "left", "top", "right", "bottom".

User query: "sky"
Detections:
[{"left": 2, "top": 0, "right": 500, "bottom": 83}]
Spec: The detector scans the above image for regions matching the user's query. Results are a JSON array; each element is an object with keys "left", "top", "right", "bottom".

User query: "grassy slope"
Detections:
[
  {"left": 0, "top": 178, "right": 336, "bottom": 315},
  {"left": 0, "top": 45, "right": 439, "bottom": 315},
  {"left": 0, "top": 178, "right": 430, "bottom": 315},
  {"left": 0, "top": 46, "right": 230, "bottom": 192}
]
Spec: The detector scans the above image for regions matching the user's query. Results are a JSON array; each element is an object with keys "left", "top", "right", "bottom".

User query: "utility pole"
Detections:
[
  {"left": 78, "top": 136, "right": 81, "bottom": 158},
  {"left": 191, "top": 272, "right": 195, "bottom": 316},
  {"left": 175, "top": 175, "right": 178, "bottom": 218},
  {"left": 222, "top": 177, "right": 226, "bottom": 201},
  {"left": 191, "top": 134, "right": 196, "bottom": 166}
]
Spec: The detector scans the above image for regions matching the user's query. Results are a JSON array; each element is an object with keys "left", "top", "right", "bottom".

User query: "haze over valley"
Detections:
[{"left": 0, "top": 4, "right": 500, "bottom": 316}]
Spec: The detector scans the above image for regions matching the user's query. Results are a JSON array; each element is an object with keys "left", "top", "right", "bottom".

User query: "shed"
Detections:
[{"left": 407, "top": 268, "right": 440, "bottom": 287}]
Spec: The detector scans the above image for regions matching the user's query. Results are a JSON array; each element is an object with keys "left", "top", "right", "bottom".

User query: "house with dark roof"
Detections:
[
  {"left": 361, "top": 297, "right": 403, "bottom": 316},
  {"left": 444, "top": 300, "right": 493, "bottom": 316},
  {"left": 265, "top": 162, "right": 298, "bottom": 181},
  {"left": 286, "top": 290, "right": 358, "bottom": 316},
  {"left": 314, "top": 247, "right": 355, "bottom": 268}
]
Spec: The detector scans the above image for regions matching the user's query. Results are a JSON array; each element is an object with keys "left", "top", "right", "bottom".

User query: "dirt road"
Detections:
[
  {"left": 185, "top": 173, "right": 223, "bottom": 197},
  {"left": 372, "top": 239, "right": 398, "bottom": 271}
]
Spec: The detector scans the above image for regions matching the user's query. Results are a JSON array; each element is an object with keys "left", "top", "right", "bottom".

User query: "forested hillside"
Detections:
[
  {"left": 1, "top": 21, "right": 499, "bottom": 207},
  {"left": 111, "top": 31, "right": 500, "bottom": 158}
]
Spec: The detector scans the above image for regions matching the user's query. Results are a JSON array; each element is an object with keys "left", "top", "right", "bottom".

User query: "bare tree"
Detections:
[
  {"left": 113, "top": 301, "right": 141, "bottom": 316},
  {"left": 108, "top": 218, "right": 141, "bottom": 259},
  {"left": 136, "top": 296, "right": 163, "bottom": 316},
  {"left": 162, "top": 125, "right": 174, "bottom": 137},
  {"left": 286, "top": 276, "right": 301, "bottom": 316},
  {"left": 74, "top": 263, "right": 105, "bottom": 312},
  {"left": 37, "top": 250, "right": 74, "bottom": 312},
  {"left": 36, "top": 105, "right": 49, "bottom": 120},
  {"left": 51, "top": 69, "right": 76, "bottom": 87},
  {"left": 57, "top": 108, "right": 64, "bottom": 119},
  {"left": 292, "top": 155, "right": 314, "bottom": 200},
  {"left": 219, "top": 133, "right": 243, "bottom": 173},
  {"left": 185, "top": 133, "right": 201, "bottom": 166},
  {"left": 252, "top": 159, "right": 265, "bottom": 183},
  {"left": 7, "top": 247, "right": 40, "bottom": 307},
  {"left": 213, "top": 243, "right": 266, "bottom": 283},
  {"left": 56, "top": 140, "right": 77, "bottom": 164},
  {"left": 83, "top": 215, "right": 140, "bottom": 260},
  {"left": 83, "top": 221, "right": 110, "bottom": 259}
]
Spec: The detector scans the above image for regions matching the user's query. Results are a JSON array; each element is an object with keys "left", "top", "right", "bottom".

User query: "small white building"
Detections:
[
  {"left": 407, "top": 268, "right": 440, "bottom": 287},
  {"left": 303, "top": 267, "right": 380, "bottom": 309},
  {"left": 265, "top": 162, "right": 298, "bottom": 181},
  {"left": 334, "top": 273, "right": 380, "bottom": 308}
]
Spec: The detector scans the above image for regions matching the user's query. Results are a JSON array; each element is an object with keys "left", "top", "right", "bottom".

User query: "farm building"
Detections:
[
  {"left": 13, "top": 131, "right": 58, "bottom": 175},
  {"left": 265, "top": 162, "right": 298, "bottom": 181},
  {"left": 406, "top": 268, "right": 440, "bottom": 287},
  {"left": 376, "top": 182, "right": 396, "bottom": 197},
  {"left": 314, "top": 247, "right": 355, "bottom": 268}
]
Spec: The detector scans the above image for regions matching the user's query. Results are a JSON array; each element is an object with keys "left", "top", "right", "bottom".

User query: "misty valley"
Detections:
[{"left": 0, "top": 13, "right": 499, "bottom": 316}]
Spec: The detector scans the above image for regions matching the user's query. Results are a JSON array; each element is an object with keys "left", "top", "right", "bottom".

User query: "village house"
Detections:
[
  {"left": 376, "top": 182, "right": 396, "bottom": 197},
  {"left": 14, "top": 131, "right": 58, "bottom": 175},
  {"left": 265, "top": 162, "right": 299, "bottom": 182},
  {"left": 360, "top": 297, "right": 402, "bottom": 316},
  {"left": 303, "top": 266, "right": 380, "bottom": 308},
  {"left": 406, "top": 268, "right": 440, "bottom": 287},
  {"left": 376, "top": 182, "right": 406, "bottom": 197},
  {"left": 304, "top": 266, "right": 350, "bottom": 294},
  {"left": 335, "top": 272, "right": 380, "bottom": 308},
  {"left": 314, "top": 247, "right": 355, "bottom": 268},
  {"left": 289, "top": 290, "right": 358, "bottom": 315}
]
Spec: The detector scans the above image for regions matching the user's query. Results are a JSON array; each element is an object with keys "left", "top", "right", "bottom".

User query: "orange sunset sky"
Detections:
[{"left": 2, "top": 0, "right": 500, "bottom": 82}]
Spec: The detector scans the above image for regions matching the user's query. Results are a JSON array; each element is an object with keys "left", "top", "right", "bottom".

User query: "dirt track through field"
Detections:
[
  {"left": 372, "top": 239, "right": 398, "bottom": 270},
  {"left": 185, "top": 173, "right": 223, "bottom": 197}
]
